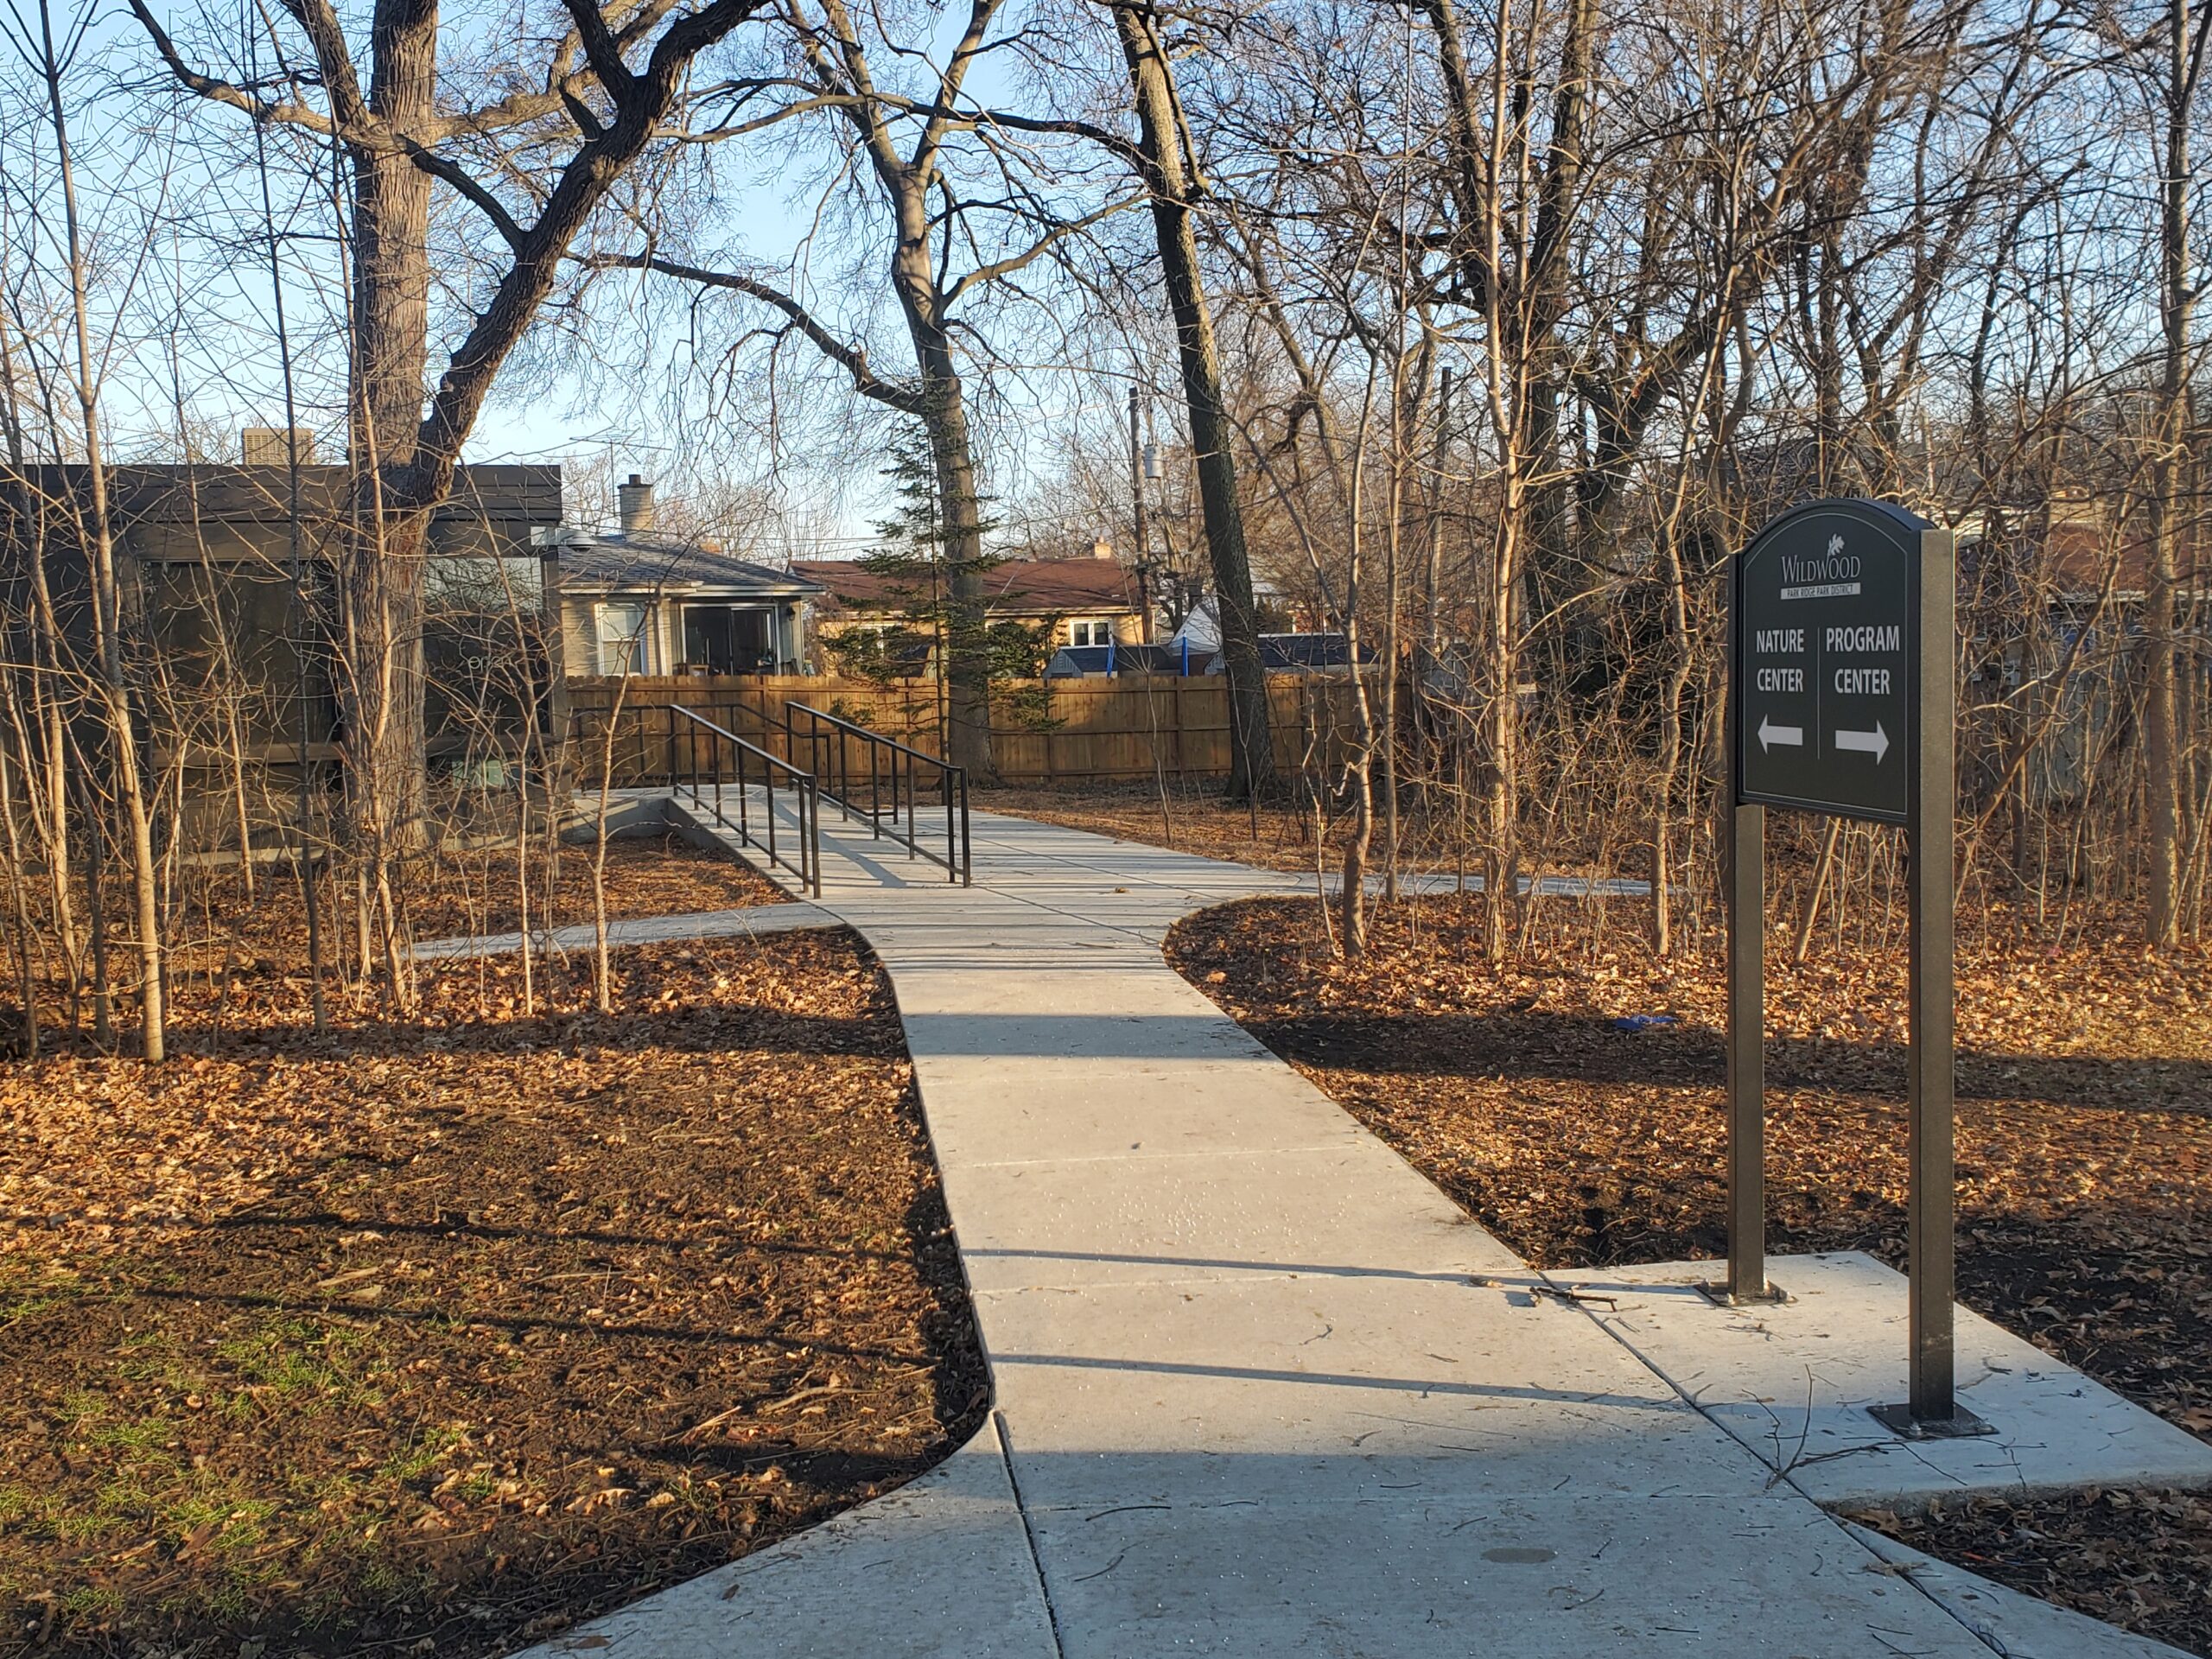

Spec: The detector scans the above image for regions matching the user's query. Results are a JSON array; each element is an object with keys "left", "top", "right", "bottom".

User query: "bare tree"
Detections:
[
  {"left": 1103, "top": 0, "right": 1274, "bottom": 798},
  {"left": 130, "top": 0, "right": 776, "bottom": 842},
  {"left": 599, "top": 0, "right": 1123, "bottom": 776},
  {"left": 11, "top": 0, "right": 168, "bottom": 1058}
]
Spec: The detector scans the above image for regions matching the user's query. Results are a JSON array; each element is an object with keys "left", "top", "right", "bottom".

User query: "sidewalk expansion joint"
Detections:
[{"left": 992, "top": 1409, "right": 1068, "bottom": 1659}]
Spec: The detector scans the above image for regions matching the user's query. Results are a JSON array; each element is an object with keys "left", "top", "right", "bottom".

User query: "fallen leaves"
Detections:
[
  {"left": 0, "top": 927, "right": 984, "bottom": 1659},
  {"left": 1845, "top": 1488, "right": 2212, "bottom": 1654}
]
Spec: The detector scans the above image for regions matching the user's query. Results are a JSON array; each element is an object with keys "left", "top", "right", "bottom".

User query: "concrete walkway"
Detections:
[
  {"left": 412, "top": 900, "right": 838, "bottom": 961},
  {"left": 524, "top": 801, "right": 2160, "bottom": 1659}
]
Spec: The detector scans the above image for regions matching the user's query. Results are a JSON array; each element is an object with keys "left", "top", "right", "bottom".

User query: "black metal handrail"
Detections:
[
  {"left": 783, "top": 702, "right": 970, "bottom": 886},
  {"left": 667, "top": 703, "right": 822, "bottom": 897}
]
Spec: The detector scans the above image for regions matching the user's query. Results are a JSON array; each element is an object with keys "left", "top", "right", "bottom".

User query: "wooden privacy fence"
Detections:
[{"left": 566, "top": 673, "right": 1365, "bottom": 785}]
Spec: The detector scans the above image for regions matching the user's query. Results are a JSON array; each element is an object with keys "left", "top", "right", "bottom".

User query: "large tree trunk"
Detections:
[
  {"left": 884, "top": 166, "right": 992, "bottom": 778},
  {"left": 929, "top": 378, "right": 992, "bottom": 778},
  {"left": 880, "top": 203, "right": 995, "bottom": 779},
  {"left": 2146, "top": 0, "right": 2198, "bottom": 948},
  {"left": 343, "top": 0, "right": 440, "bottom": 847},
  {"left": 1112, "top": 1, "right": 1274, "bottom": 799}
]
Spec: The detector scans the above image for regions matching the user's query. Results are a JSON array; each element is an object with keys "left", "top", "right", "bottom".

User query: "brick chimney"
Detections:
[
  {"left": 617, "top": 474, "right": 656, "bottom": 537},
  {"left": 1091, "top": 537, "right": 1116, "bottom": 561},
  {"left": 241, "top": 427, "right": 314, "bottom": 467}
]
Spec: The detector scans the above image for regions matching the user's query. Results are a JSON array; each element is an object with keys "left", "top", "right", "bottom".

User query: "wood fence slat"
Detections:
[{"left": 568, "top": 672, "right": 1366, "bottom": 785}]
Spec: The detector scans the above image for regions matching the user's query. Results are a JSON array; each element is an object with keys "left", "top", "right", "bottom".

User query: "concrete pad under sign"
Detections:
[{"left": 1546, "top": 1251, "right": 2212, "bottom": 1508}]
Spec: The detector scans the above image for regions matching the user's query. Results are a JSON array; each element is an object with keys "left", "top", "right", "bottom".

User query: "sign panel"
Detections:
[{"left": 1733, "top": 498, "right": 1928, "bottom": 824}]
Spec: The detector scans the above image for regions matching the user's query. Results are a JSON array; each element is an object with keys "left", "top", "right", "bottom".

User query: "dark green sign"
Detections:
[
  {"left": 1732, "top": 499, "right": 1927, "bottom": 825},
  {"left": 1724, "top": 499, "right": 1973, "bottom": 1433}
]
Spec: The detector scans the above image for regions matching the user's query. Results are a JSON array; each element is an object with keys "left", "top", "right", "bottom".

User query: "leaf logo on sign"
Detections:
[{"left": 1827, "top": 534, "right": 1845, "bottom": 558}]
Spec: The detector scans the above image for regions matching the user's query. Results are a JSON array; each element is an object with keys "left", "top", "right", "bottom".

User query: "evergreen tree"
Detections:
[{"left": 825, "top": 430, "right": 1055, "bottom": 714}]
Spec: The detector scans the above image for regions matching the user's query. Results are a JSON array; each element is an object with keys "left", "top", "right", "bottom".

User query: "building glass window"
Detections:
[
  {"left": 595, "top": 601, "right": 652, "bottom": 675},
  {"left": 1070, "top": 618, "right": 1114, "bottom": 647}
]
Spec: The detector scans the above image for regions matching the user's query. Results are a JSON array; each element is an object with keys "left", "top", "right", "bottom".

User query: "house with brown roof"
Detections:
[{"left": 791, "top": 553, "right": 1147, "bottom": 676}]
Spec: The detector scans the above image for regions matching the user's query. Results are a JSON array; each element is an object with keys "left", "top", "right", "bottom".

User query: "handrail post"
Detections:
[
  {"left": 776, "top": 702, "right": 971, "bottom": 882},
  {"left": 808, "top": 776, "right": 822, "bottom": 896},
  {"left": 868, "top": 729, "right": 882, "bottom": 840}
]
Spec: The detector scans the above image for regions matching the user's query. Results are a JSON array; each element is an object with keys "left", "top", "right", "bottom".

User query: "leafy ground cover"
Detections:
[
  {"left": 1167, "top": 892, "right": 2212, "bottom": 1656},
  {"left": 185, "top": 830, "right": 786, "bottom": 965},
  {"left": 977, "top": 780, "right": 1336, "bottom": 875},
  {"left": 0, "top": 849, "right": 982, "bottom": 1657}
]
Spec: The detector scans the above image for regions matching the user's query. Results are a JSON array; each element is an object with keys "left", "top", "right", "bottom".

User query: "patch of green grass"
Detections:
[
  {"left": 212, "top": 1316, "right": 384, "bottom": 1413},
  {"left": 0, "top": 1265, "right": 88, "bottom": 1326},
  {"left": 162, "top": 1492, "right": 277, "bottom": 1557},
  {"left": 375, "top": 1424, "right": 460, "bottom": 1489},
  {"left": 59, "top": 1584, "right": 123, "bottom": 1621},
  {"left": 55, "top": 1386, "right": 108, "bottom": 1427},
  {"left": 89, "top": 1415, "right": 171, "bottom": 1456},
  {"left": 355, "top": 1551, "right": 418, "bottom": 1599}
]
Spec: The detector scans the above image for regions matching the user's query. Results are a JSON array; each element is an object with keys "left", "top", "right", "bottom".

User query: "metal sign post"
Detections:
[
  {"left": 1877, "top": 522, "right": 1972, "bottom": 1435},
  {"left": 1711, "top": 587, "right": 1777, "bottom": 1307},
  {"left": 1722, "top": 499, "right": 1987, "bottom": 1438}
]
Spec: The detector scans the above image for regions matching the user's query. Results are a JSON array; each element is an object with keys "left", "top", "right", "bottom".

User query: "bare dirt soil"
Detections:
[
  {"left": 1167, "top": 891, "right": 2212, "bottom": 1656},
  {"left": 0, "top": 868, "right": 983, "bottom": 1656}
]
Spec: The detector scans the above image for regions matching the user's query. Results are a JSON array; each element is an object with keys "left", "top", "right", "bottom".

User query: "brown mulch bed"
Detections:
[
  {"left": 407, "top": 830, "right": 790, "bottom": 939},
  {"left": 976, "top": 780, "right": 1335, "bottom": 875},
  {"left": 22, "top": 834, "right": 790, "bottom": 1057},
  {"left": 0, "top": 927, "right": 984, "bottom": 1656},
  {"left": 977, "top": 779, "right": 1637, "bottom": 889},
  {"left": 1166, "top": 892, "right": 2212, "bottom": 1656},
  {"left": 183, "top": 831, "right": 785, "bottom": 960}
]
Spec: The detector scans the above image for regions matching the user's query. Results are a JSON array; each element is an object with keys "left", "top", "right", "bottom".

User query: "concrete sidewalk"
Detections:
[
  {"left": 411, "top": 900, "right": 839, "bottom": 960},
  {"left": 524, "top": 802, "right": 2176, "bottom": 1658}
]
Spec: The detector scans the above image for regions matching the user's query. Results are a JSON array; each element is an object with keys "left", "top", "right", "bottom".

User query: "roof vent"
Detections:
[
  {"left": 242, "top": 427, "right": 314, "bottom": 467},
  {"left": 617, "top": 474, "right": 656, "bottom": 537}
]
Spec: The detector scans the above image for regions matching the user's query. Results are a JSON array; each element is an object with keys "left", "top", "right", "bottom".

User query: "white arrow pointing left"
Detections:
[
  {"left": 1757, "top": 715, "right": 1803, "bottom": 752},
  {"left": 1834, "top": 721, "right": 1891, "bottom": 762}
]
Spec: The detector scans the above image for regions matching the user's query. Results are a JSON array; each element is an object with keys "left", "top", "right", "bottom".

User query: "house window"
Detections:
[
  {"left": 683, "top": 604, "right": 778, "bottom": 673},
  {"left": 594, "top": 601, "right": 652, "bottom": 675},
  {"left": 1069, "top": 618, "right": 1116, "bottom": 647}
]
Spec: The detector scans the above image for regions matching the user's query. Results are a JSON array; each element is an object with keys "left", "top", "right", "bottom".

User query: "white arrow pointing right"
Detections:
[
  {"left": 1834, "top": 721, "right": 1891, "bottom": 762},
  {"left": 1757, "top": 715, "right": 1803, "bottom": 752}
]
